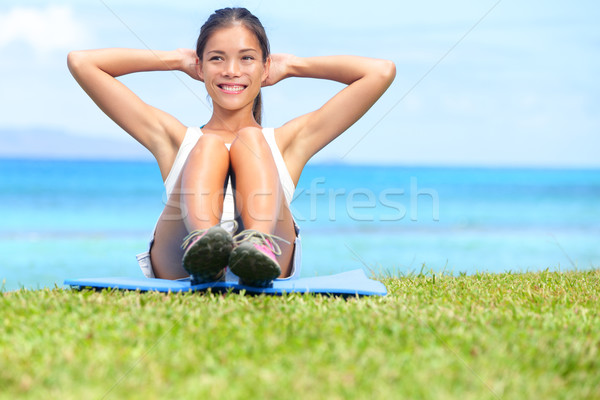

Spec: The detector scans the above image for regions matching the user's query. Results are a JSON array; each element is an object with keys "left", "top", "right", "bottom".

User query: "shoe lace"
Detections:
[
  {"left": 181, "top": 220, "right": 238, "bottom": 250},
  {"left": 232, "top": 230, "right": 290, "bottom": 256}
]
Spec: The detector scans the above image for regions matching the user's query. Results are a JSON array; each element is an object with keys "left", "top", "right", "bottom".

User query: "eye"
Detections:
[
  {"left": 242, "top": 55, "right": 255, "bottom": 61},
  {"left": 209, "top": 56, "right": 223, "bottom": 61}
]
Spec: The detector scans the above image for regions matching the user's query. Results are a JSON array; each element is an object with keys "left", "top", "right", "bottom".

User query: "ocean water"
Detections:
[{"left": 1, "top": 159, "right": 599, "bottom": 291}]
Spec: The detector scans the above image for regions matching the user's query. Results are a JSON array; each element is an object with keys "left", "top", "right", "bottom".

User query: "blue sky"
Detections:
[{"left": 1, "top": 0, "right": 599, "bottom": 166}]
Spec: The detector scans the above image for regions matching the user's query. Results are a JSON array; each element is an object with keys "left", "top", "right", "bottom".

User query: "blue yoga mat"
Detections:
[{"left": 64, "top": 269, "right": 387, "bottom": 296}]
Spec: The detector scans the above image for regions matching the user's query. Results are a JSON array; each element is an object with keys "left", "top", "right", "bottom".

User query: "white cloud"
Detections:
[{"left": 0, "top": 5, "right": 90, "bottom": 55}]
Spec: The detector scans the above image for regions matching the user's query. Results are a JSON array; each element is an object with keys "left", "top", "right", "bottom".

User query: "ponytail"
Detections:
[{"left": 253, "top": 91, "right": 263, "bottom": 124}]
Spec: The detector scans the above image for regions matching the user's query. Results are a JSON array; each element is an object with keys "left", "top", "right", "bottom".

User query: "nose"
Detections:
[{"left": 224, "top": 59, "right": 241, "bottom": 77}]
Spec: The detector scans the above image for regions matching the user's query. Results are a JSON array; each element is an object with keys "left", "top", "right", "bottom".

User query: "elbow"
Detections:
[
  {"left": 380, "top": 59, "right": 396, "bottom": 86},
  {"left": 66, "top": 50, "right": 87, "bottom": 75},
  {"left": 366, "top": 58, "right": 395, "bottom": 88}
]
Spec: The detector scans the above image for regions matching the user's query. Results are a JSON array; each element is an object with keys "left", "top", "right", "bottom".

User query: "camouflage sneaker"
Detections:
[
  {"left": 181, "top": 221, "right": 237, "bottom": 284},
  {"left": 229, "top": 230, "right": 289, "bottom": 287}
]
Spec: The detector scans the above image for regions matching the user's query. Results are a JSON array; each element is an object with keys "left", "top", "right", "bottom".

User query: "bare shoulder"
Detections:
[
  {"left": 152, "top": 119, "right": 188, "bottom": 181},
  {"left": 273, "top": 116, "right": 312, "bottom": 185},
  {"left": 273, "top": 122, "right": 297, "bottom": 156}
]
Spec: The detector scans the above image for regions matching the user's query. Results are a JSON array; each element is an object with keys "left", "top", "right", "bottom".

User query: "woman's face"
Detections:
[{"left": 199, "top": 24, "right": 269, "bottom": 116}]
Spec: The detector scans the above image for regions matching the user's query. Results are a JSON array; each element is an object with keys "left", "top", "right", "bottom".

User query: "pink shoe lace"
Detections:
[{"left": 232, "top": 230, "right": 289, "bottom": 259}]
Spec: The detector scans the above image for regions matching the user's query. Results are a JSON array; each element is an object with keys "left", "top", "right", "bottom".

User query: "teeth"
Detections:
[{"left": 221, "top": 85, "right": 245, "bottom": 92}]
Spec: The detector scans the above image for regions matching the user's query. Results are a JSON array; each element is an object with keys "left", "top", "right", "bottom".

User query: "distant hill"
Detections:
[{"left": 0, "top": 127, "right": 153, "bottom": 160}]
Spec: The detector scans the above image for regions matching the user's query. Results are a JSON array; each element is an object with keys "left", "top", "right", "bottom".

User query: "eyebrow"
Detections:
[{"left": 206, "top": 48, "right": 259, "bottom": 55}]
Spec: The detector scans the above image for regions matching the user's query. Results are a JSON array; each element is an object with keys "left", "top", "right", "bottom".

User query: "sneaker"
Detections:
[
  {"left": 181, "top": 221, "right": 237, "bottom": 284},
  {"left": 229, "top": 230, "right": 289, "bottom": 287}
]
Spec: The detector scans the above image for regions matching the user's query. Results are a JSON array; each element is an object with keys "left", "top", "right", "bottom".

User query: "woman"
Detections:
[{"left": 67, "top": 7, "right": 395, "bottom": 287}]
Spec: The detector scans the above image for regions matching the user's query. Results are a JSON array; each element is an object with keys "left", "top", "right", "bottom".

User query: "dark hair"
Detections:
[{"left": 196, "top": 7, "right": 270, "bottom": 125}]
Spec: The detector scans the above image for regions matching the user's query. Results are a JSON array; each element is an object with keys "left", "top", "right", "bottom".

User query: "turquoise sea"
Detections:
[{"left": 1, "top": 158, "right": 599, "bottom": 291}]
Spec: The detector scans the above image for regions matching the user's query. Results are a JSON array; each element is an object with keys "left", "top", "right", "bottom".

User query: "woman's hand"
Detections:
[
  {"left": 262, "top": 53, "right": 296, "bottom": 87},
  {"left": 176, "top": 48, "right": 202, "bottom": 81}
]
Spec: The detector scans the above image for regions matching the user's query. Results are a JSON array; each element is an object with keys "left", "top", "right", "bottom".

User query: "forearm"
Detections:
[
  {"left": 286, "top": 55, "right": 395, "bottom": 86},
  {"left": 67, "top": 48, "right": 184, "bottom": 78}
]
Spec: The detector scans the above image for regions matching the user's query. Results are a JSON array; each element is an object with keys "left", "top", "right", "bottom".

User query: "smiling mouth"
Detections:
[{"left": 218, "top": 84, "right": 247, "bottom": 94}]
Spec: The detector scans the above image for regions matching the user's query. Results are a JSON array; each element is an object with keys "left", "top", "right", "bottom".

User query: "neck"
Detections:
[{"left": 205, "top": 104, "right": 260, "bottom": 133}]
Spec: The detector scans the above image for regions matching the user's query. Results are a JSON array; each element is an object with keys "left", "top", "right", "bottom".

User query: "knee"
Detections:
[
  {"left": 190, "top": 134, "right": 229, "bottom": 157},
  {"left": 230, "top": 127, "right": 267, "bottom": 154}
]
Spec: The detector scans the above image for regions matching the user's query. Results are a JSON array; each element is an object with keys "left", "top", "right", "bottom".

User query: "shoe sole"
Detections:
[
  {"left": 228, "top": 242, "right": 281, "bottom": 287},
  {"left": 182, "top": 226, "right": 233, "bottom": 284}
]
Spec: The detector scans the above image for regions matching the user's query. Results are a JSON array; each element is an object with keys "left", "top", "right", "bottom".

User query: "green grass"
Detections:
[{"left": 1, "top": 269, "right": 599, "bottom": 400}]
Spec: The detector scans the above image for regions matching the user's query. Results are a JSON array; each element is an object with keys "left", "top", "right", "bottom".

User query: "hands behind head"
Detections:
[
  {"left": 177, "top": 48, "right": 203, "bottom": 81},
  {"left": 262, "top": 53, "right": 295, "bottom": 87},
  {"left": 177, "top": 49, "right": 294, "bottom": 85}
]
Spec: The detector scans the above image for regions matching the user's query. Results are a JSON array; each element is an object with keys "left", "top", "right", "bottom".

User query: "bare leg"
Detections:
[
  {"left": 230, "top": 127, "right": 281, "bottom": 232},
  {"left": 150, "top": 134, "right": 230, "bottom": 279},
  {"left": 229, "top": 127, "right": 297, "bottom": 277},
  {"left": 180, "top": 134, "right": 230, "bottom": 231}
]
